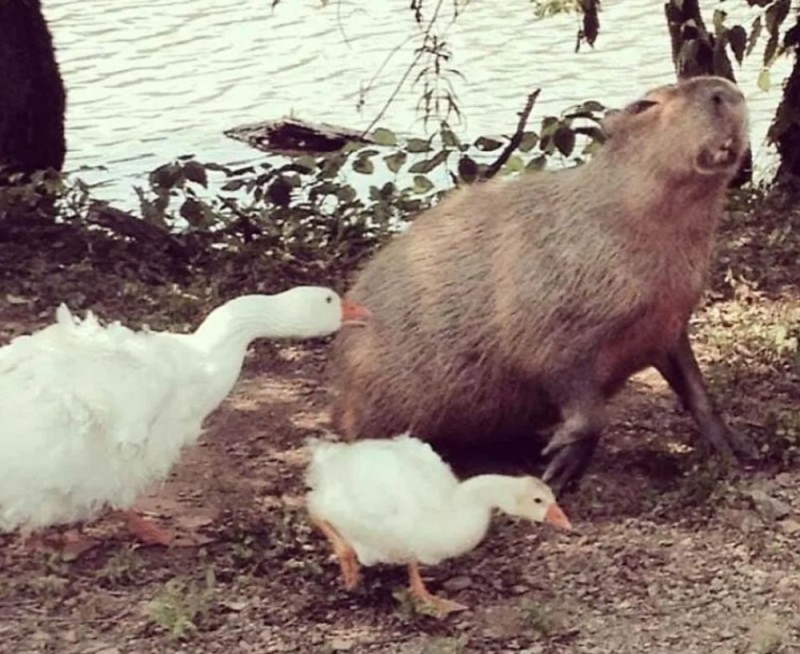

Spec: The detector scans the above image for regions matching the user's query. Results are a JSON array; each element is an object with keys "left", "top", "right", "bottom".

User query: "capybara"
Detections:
[
  {"left": 330, "top": 76, "right": 757, "bottom": 492},
  {"left": 0, "top": 0, "right": 66, "bottom": 174}
]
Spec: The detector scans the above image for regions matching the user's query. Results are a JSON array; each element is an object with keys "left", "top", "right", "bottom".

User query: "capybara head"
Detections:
[{"left": 601, "top": 75, "right": 749, "bottom": 182}]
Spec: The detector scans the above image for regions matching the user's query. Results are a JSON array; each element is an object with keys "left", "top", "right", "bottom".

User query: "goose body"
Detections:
[
  {"left": 0, "top": 287, "right": 369, "bottom": 539},
  {"left": 306, "top": 433, "right": 570, "bottom": 615}
]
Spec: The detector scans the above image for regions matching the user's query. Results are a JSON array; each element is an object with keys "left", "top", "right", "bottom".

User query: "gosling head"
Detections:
[
  {"left": 270, "top": 286, "right": 372, "bottom": 339},
  {"left": 496, "top": 476, "right": 572, "bottom": 530}
]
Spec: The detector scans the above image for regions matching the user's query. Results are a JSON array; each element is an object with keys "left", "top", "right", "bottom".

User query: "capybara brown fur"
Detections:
[{"left": 330, "top": 76, "right": 758, "bottom": 492}]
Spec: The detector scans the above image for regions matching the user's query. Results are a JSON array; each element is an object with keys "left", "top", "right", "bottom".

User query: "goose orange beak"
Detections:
[
  {"left": 545, "top": 503, "right": 572, "bottom": 530},
  {"left": 341, "top": 299, "right": 372, "bottom": 327}
]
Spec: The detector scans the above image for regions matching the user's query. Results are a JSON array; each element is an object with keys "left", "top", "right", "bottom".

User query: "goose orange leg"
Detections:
[
  {"left": 119, "top": 510, "right": 173, "bottom": 546},
  {"left": 407, "top": 561, "right": 468, "bottom": 617},
  {"left": 311, "top": 517, "right": 360, "bottom": 590}
]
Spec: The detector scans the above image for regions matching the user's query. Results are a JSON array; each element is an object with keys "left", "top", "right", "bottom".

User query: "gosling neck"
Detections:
[{"left": 454, "top": 474, "right": 520, "bottom": 511}]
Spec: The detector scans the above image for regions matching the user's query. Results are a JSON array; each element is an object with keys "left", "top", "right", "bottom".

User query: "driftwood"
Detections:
[{"left": 224, "top": 117, "right": 375, "bottom": 156}]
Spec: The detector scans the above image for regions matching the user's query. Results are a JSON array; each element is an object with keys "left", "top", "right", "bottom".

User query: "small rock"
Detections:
[
  {"left": 330, "top": 638, "right": 354, "bottom": 652},
  {"left": 95, "top": 648, "right": 121, "bottom": 654},
  {"left": 774, "top": 472, "right": 793, "bottom": 487},
  {"left": 747, "top": 489, "right": 793, "bottom": 521},
  {"left": 443, "top": 575, "right": 473, "bottom": 591},
  {"left": 62, "top": 630, "right": 78, "bottom": 643},
  {"left": 779, "top": 518, "right": 800, "bottom": 535}
]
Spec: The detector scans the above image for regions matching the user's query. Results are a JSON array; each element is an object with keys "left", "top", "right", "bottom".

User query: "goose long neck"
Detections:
[{"left": 192, "top": 296, "right": 295, "bottom": 352}]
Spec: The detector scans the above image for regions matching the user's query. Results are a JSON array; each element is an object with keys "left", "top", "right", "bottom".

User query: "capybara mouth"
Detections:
[{"left": 697, "top": 136, "right": 741, "bottom": 173}]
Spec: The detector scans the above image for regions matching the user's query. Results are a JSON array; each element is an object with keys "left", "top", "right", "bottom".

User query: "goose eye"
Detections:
[
  {"left": 533, "top": 497, "right": 543, "bottom": 504},
  {"left": 326, "top": 296, "right": 333, "bottom": 304},
  {"left": 629, "top": 99, "right": 658, "bottom": 115}
]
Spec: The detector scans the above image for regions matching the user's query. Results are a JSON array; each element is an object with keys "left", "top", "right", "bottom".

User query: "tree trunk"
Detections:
[
  {"left": 0, "top": 0, "right": 66, "bottom": 176},
  {"left": 770, "top": 16, "right": 800, "bottom": 193},
  {"left": 663, "top": 0, "right": 752, "bottom": 187}
]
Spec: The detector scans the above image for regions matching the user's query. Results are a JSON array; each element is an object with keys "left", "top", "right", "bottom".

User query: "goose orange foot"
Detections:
[
  {"left": 119, "top": 510, "right": 174, "bottom": 546},
  {"left": 407, "top": 561, "right": 468, "bottom": 618}
]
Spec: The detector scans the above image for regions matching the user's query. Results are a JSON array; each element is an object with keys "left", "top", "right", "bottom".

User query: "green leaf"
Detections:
[
  {"left": 553, "top": 126, "right": 576, "bottom": 156},
  {"left": 580, "top": 100, "right": 605, "bottom": 113},
  {"left": 540, "top": 115, "right": 560, "bottom": 137},
  {"left": 474, "top": 136, "right": 503, "bottom": 151},
  {"left": 352, "top": 157, "right": 375, "bottom": 175},
  {"left": 383, "top": 151, "right": 407, "bottom": 173},
  {"left": 372, "top": 128, "right": 397, "bottom": 146},
  {"left": 294, "top": 155, "right": 318, "bottom": 172},
  {"left": 183, "top": 161, "right": 208, "bottom": 187},
  {"left": 336, "top": 185, "right": 357, "bottom": 203},
  {"left": 408, "top": 149, "right": 449, "bottom": 174},
  {"left": 221, "top": 179, "right": 245, "bottom": 192},
  {"left": 712, "top": 9, "right": 727, "bottom": 36},
  {"left": 267, "top": 177, "right": 293, "bottom": 206},
  {"left": 405, "top": 138, "right": 432, "bottom": 153},
  {"left": 457, "top": 155, "right": 479, "bottom": 184},
  {"left": 757, "top": 68, "right": 771, "bottom": 92},
  {"left": 179, "top": 197, "right": 206, "bottom": 226},
  {"left": 526, "top": 154, "right": 547, "bottom": 171},
  {"left": 440, "top": 124, "right": 461, "bottom": 149},
  {"left": 728, "top": 25, "right": 747, "bottom": 65},
  {"left": 518, "top": 131, "right": 539, "bottom": 153},
  {"left": 747, "top": 16, "right": 762, "bottom": 57},
  {"left": 411, "top": 175, "right": 434, "bottom": 194},
  {"left": 502, "top": 154, "right": 525, "bottom": 174}
]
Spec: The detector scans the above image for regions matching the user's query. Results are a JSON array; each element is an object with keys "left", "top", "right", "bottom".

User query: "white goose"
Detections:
[
  {"left": 306, "top": 433, "right": 571, "bottom": 617},
  {"left": 0, "top": 286, "right": 370, "bottom": 550}
]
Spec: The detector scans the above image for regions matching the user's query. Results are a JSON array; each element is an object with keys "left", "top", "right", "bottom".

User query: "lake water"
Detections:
[{"left": 42, "top": 0, "right": 792, "bottom": 204}]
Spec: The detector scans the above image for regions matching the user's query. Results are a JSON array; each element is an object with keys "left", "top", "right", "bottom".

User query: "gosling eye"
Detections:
[
  {"left": 533, "top": 497, "right": 544, "bottom": 505},
  {"left": 629, "top": 99, "right": 659, "bottom": 115},
  {"left": 326, "top": 296, "right": 333, "bottom": 304}
]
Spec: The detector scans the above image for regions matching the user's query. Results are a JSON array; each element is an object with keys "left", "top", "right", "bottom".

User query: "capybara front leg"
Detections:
[
  {"left": 656, "top": 330, "right": 757, "bottom": 460},
  {"left": 541, "top": 393, "right": 607, "bottom": 494}
]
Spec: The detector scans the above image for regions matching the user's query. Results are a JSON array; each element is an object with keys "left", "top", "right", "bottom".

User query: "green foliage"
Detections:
[
  {"left": 0, "top": 101, "right": 604, "bottom": 312},
  {"left": 147, "top": 570, "right": 216, "bottom": 641}
]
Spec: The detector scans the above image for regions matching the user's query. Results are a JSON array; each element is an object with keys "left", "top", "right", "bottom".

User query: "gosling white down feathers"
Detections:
[
  {"left": 0, "top": 286, "right": 370, "bottom": 535},
  {"left": 305, "top": 433, "right": 570, "bottom": 614}
]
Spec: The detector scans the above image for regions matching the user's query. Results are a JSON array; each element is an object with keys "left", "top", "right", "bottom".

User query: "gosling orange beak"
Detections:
[
  {"left": 544, "top": 503, "right": 572, "bottom": 531},
  {"left": 341, "top": 299, "right": 372, "bottom": 327}
]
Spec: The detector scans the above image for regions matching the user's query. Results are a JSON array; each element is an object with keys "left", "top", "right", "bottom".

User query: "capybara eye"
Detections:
[{"left": 629, "top": 99, "right": 658, "bottom": 114}]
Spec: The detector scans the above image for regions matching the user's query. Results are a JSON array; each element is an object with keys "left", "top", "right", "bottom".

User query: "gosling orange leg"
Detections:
[
  {"left": 311, "top": 516, "right": 360, "bottom": 590},
  {"left": 407, "top": 560, "right": 468, "bottom": 617}
]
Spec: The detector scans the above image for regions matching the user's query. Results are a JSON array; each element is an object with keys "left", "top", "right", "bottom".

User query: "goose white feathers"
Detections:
[
  {"left": 0, "top": 286, "right": 370, "bottom": 546},
  {"left": 305, "top": 433, "right": 571, "bottom": 616}
]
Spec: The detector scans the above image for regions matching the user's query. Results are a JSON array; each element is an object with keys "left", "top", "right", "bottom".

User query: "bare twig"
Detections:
[
  {"left": 483, "top": 89, "right": 541, "bottom": 179},
  {"left": 360, "top": 0, "right": 448, "bottom": 137}
]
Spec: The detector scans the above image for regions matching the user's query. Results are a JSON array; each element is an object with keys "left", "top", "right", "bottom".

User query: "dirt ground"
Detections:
[{"left": 1, "top": 203, "right": 799, "bottom": 654}]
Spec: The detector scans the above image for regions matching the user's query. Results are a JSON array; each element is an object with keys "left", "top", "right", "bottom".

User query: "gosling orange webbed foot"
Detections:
[
  {"left": 311, "top": 516, "right": 361, "bottom": 590},
  {"left": 407, "top": 561, "right": 468, "bottom": 618}
]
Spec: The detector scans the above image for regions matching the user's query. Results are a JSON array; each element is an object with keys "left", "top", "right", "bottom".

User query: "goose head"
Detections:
[
  {"left": 494, "top": 476, "right": 572, "bottom": 530},
  {"left": 193, "top": 286, "right": 371, "bottom": 345},
  {"left": 268, "top": 286, "right": 372, "bottom": 338}
]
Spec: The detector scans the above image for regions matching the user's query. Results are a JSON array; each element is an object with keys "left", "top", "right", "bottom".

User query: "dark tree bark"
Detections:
[
  {"left": 0, "top": 0, "right": 66, "bottom": 175},
  {"left": 663, "top": 0, "right": 752, "bottom": 187},
  {"left": 770, "top": 15, "right": 800, "bottom": 193}
]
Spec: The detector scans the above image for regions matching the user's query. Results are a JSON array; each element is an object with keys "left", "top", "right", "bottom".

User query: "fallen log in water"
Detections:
[{"left": 224, "top": 117, "right": 375, "bottom": 156}]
